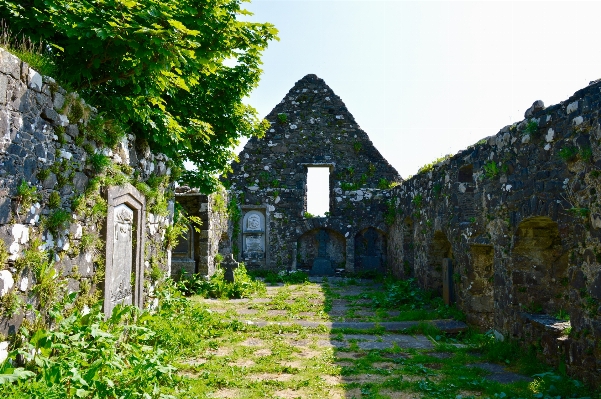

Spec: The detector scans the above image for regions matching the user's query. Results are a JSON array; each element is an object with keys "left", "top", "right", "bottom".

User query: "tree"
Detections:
[{"left": 1, "top": 0, "right": 277, "bottom": 192}]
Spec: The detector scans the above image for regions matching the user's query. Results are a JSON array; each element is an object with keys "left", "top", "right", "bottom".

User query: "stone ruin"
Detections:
[
  {"left": 0, "top": 46, "right": 598, "bottom": 385},
  {"left": 0, "top": 49, "right": 173, "bottom": 335},
  {"left": 176, "top": 74, "right": 601, "bottom": 386}
]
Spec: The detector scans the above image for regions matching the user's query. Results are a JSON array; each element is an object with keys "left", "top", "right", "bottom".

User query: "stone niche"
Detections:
[
  {"left": 171, "top": 224, "right": 195, "bottom": 278},
  {"left": 242, "top": 209, "right": 266, "bottom": 267},
  {"left": 104, "top": 184, "right": 145, "bottom": 316}
]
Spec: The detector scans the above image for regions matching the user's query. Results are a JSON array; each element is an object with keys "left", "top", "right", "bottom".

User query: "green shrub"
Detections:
[
  {"left": 45, "top": 209, "right": 70, "bottom": 236},
  {"left": 0, "top": 304, "right": 178, "bottom": 397},
  {"left": 525, "top": 119, "right": 539, "bottom": 137},
  {"left": 177, "top": 264, "right": 266, "bottom": 299},
  {"left": 0, "top": 240, "right": 8, "bottom": 268},
  {"left": 47, "top": 191, "right": 61, "bottom": 209},
  {"left": 580, "top": 146, "right": 593, "bottom": 163},
  {"left": 88, "top": 152, "right": 111, "bottom": 173},
  {"left": 417, "top": 155, "right": 450, "bottom": 175},
  {"left": 14, "top": 239, "right": 48, "bottom": 274},
  {"left": 36, "top": 169, "right": 50, "bottom": 182},
  {"left": 558, "top": 146, "right": 578, "bottom": 162},
  {"left": 15, "top": 179, "right": 39, "bottom": 213},
  {"left": 261, "top": 270, "right": 309, "bottom": 285},
  {"left": 483, "top": 161, "right": 500, "bottom": 179},
  {"left": 277, "top": 113, "right": 287, "bottom": 124}
]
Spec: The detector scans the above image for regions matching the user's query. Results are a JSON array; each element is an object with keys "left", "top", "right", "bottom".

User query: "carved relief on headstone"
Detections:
[
  {"left": 111, "top": 204, "right": 134, "bottom": 306},
  {"left": 104, "top": 184, "right": 145, "bottom": 317},
  {"left": 247, "top": 214, "right": 261, "bottom": 231}
]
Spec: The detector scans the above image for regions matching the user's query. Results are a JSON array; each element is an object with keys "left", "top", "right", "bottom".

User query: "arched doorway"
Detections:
[{"left": 297, "top": 228, "right": 346, "bottom": 275}]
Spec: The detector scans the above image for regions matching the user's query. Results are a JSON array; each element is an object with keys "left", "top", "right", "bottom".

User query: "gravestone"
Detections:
[
  {"left": 311, "top": 229, "right": 335, "bottom": 276},
  {"left": 222, "top": 254, "right": 239, "bottom": 283},
  {"left": 104, "top": 184, "right": 145, "bottom": 316}
]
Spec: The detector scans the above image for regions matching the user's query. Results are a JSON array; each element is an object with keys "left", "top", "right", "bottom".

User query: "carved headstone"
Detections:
[
  {"left": 111, "top": 204, "right": 134, "bottom": 306},
  {"left": 104, "top": 184, "right": 145, "bottom": 317},
  {"left": 222, "top": 254, "right": 239, "bottom": 283}
]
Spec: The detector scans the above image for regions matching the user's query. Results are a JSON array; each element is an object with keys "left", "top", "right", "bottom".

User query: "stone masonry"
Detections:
[
  {"left": 213, "top": 74, "right": 601, "bottom": 386},
  {"left": 0, "top": 49, "right": 172, "bottom": 335},
  {"left": 226, "top": 74, "right": 401, "bottom": 274}
]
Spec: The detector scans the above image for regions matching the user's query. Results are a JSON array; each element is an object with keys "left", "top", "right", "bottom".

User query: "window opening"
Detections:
[{"left": 306, "top": 167, "right": 330, "bottom": 217}]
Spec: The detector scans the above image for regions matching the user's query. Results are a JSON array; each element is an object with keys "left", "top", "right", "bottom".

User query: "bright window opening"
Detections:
[{"left": 307, "top": 167, "right": 330, "bottom": 217}]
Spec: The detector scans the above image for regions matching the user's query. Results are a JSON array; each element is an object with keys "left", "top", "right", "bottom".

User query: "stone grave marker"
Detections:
[
  {"left": 104, "top": 184, "right": 145, "bottom": 316},
  {"left": 222, "top": 254, "right": 239, "bottom": 283}
]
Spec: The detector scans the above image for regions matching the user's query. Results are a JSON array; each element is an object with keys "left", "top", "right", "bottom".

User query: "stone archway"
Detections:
[{"left": 297, "top": 228, "right": 346, "bottom": 275}]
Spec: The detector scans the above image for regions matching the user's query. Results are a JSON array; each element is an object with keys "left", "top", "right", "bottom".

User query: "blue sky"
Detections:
[{"left": 238, "top": 1, "right": 601, "bottom": 215}]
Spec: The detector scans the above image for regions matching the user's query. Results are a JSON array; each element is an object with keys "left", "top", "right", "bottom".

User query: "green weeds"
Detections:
[
  {"left": 483, "top": 161, "right": 500, "bottom": 179},
  {"left": 177, "top": 264, "right": 266, "bottom": 299}
]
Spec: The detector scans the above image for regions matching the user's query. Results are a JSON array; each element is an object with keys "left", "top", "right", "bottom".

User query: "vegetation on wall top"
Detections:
[{"left": 0, "top": 0, "right": 278, "bottom": 193}]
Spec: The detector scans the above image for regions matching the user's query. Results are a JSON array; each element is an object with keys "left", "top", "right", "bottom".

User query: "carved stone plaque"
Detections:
[
  {"left": 104, "top": 184, "right": 145, "bottom": 317},
  {"left": 110, "top": 204, "right": 134, "bottom": 306},
  {"left": 247, "top": 214, "right": 261, "bottom": 231},
  {"left": 245, "top": 235, "right": 263, "bottom": 252}
]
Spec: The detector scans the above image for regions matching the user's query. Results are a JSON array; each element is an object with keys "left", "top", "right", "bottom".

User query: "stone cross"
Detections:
[
  {"left": 222, "top": 254, "right": 239, "bottom": 283},
  {"left": 317, "top": 229, "right": 329, "bottom": 258}
]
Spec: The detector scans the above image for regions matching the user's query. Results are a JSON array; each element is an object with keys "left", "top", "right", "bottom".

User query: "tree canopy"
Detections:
[{"left": 1, "top": 0, "right": 277, "bottom": 192}]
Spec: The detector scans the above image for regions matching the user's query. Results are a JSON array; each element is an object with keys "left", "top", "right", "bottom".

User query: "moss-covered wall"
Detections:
[
  {"left": 0, "top": 48, "right": 173, "bottom": 336},
  {"left": 388, "top": 82, "right": 601, "bottom": 386}
]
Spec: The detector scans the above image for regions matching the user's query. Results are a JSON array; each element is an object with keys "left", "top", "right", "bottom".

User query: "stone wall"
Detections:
[
  {"left": 387, "top": 81, "right": 601, "bottom": 385},
  {"left": 226, "top": 74, "right": 400, "bottom": 273},
  {"left": 0, "top": 48, "right": 172, "bottom": 335},
  {"left": 174, "top": 187, "right": 230, "bottom": 278}
]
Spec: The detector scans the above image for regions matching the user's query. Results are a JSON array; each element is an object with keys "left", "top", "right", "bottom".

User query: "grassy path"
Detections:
[{"left": 173, "top": 278, "right": 581, "bottom": 399}]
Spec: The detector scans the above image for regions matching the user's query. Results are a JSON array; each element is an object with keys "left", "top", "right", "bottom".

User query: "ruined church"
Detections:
[{"left": 175, "top": 73, "right": 601, "bottom": 385}]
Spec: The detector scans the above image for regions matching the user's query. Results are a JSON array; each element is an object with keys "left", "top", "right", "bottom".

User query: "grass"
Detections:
[
  {"left": 2, "top": 278, "right": 596, "bottom": 398},
  {"left": 162, "top": 279, "right": 599, "bottom": 398}
]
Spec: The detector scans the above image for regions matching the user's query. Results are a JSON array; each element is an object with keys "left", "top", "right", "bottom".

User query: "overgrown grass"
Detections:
[
  {"left": 177, "top": 264, "right": 266, "bottom": 299},
  {"left": 2, "top": 279, "right": 598, "bottom": 398},
  {"left": 0, "top": 20, "right": 57, "bottom": 79},
  {"left": 249, "top": 269, "right": 310, "bottom": 285},
  {"left": 360, "top": 277, "right": 465, "bottom": 321}
]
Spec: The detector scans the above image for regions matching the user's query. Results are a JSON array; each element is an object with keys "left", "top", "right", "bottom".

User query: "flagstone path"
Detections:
[{"left": 178, "top": 278, "right": 531, "bottom": 399}]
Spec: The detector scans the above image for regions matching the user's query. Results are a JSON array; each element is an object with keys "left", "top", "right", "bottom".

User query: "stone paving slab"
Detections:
[
  {"left": 467, "top": 362, "right": 533, "bottom": 384},
  {"left": 244, "top": 319, "right": 468, "bottom": 333}
]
